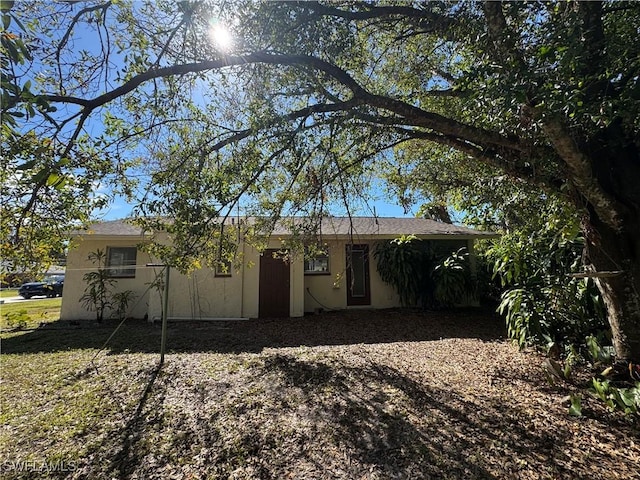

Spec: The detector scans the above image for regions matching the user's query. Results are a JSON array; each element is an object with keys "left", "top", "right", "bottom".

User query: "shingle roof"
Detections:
[
  {"left": 79, "top": 217, "right": 496, "bottom": 239},
  {"left": 77, "top": 219, "right": 146, "bottom": 237},
  {"left": 271, "top": 216, "right": 496, "bottom": 238}
]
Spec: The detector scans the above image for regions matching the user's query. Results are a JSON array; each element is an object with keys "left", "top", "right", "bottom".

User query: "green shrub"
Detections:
[
  {"left": 485, "top": 226, "right": 607, "bottom": 350},
  {"left": 591, "top": 378, "right": 640, "bottom": 415},
  {"left": 375, "top": 237, "right": 475, "bottom": 309},
  {"left": 374, "top": 235, "right": 434, "bottom": 307},
  {"left": 5, "top": 309, "right": 29, "bottom": 329},
  {"left": 80, "top": 249, "right": 136, "bottom": 321},
  {"left": 111, "top": 290, "right": 137, "bottom": 320},
  {"left": 432, "top": 248, "right": 474, "bottom": 307}
]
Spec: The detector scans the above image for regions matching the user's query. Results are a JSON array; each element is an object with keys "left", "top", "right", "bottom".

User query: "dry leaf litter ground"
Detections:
[{"left": 1, "top": 309, "right": 638, "bottom": 479}]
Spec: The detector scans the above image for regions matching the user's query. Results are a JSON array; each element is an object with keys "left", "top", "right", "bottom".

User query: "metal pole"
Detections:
[{"left": 160, "top": 264, "right": 170, "bottom": 364}]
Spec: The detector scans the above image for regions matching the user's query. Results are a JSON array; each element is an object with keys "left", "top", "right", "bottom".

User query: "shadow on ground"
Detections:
[
  {"left": 3, "top": 309, "right": 638, "bottom": 479},
  {"left": 79, "top": 351, "right": 639, "bottom": 480},
  {"left": 0, "top": 308, "right": 505, "bottom": 355}
]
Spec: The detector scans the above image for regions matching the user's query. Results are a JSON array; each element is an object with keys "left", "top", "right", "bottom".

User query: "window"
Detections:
[
  {"left": 304, "top": 246, "right": 330, "bottom": 274},
  {"left": 215, "top": 258, "right": 233, "bottom": 277},
  {"left": 107, "top": 247, "right": 137, "bottom": 278}
]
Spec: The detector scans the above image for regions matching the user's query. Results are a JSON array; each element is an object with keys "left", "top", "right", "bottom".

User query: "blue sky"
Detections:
[
  {"left": 97, "top": 199, "right": 417, "bottom": 221},
  {"left": 94, "top": 187, "right": 420, "bottom": 221}
]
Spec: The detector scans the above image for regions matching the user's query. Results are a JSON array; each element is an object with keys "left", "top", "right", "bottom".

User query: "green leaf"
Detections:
[
  {"left": 568, "top": 394, "right": 582, "bottom": 417},
  {"left": 46, "top": 172, "right": 61, "bottom": 187}
]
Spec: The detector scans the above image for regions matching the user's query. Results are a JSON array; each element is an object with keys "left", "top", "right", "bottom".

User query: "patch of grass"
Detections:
[
  {"left": 0, "top": 298, "right": 61, "bottom": 329},
  {"left": 0, "top": 347, "right": 158, "bottom": 479},
  {"left": 0, "top": 288, "right": 18, "bottom": 298}
]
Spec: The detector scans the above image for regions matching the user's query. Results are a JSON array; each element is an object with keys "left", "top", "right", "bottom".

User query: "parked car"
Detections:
[{"left": 18, "top": 276, "right": 64, "bottom": 299}]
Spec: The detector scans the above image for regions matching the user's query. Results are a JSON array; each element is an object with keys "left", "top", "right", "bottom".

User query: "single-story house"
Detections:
[{"left": 60, "top": 217, "right": 498, "bottom": 321}]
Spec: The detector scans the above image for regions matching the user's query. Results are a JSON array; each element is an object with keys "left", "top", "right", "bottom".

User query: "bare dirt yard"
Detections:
[{"left": 1, "top": 309, "right": 638, "bottom": 479}]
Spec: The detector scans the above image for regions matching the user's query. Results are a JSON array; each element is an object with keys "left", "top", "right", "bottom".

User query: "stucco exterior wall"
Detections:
[
  {"left": 241, "top": 243, "right": 260, "bottom": 318},
  {"left": 302, "top": 239, "right": 400, "bottom": 312},
  {"left": 61, "top": 230, "right": 481, "bottom": 321},
  {"left": 154, "top": 238, "right": 306, "bottom": 319},
  {"left": 61, "top": 237, "right": 153, "bottom": 321},
  {"left": 157, "top": 268, "right": 245, "bottom": 319},
  {"left": 303, "top": 239, "right": 346, "bottom": 311},
  {"left": 289, "top": 248, "right": 305, "bottom": 318}
]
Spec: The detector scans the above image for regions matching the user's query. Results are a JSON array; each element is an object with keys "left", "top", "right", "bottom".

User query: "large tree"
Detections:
[{"left": 2, "top": 1, "right": 639, "bottom": 360}]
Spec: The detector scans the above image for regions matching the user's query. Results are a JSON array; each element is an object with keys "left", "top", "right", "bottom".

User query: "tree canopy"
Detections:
[{"left": 2, "top": 0, "right": 639, "bottom": 359}]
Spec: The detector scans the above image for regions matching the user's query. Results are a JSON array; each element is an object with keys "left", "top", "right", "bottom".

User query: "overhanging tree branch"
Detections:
[
  {"left": 39, "top": 52, "right": 523, "bottom": 158},
  {"left": 302, "top": 1, "right": 457, "bottom": 35}
]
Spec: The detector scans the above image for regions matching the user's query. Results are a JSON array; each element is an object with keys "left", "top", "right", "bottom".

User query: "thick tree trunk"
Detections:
[
  {"left": 583, "top": 126, "right": 640, "bottom": 363},
  {"left": 586, "top": 214, "right": 640, "bottom": 363}
]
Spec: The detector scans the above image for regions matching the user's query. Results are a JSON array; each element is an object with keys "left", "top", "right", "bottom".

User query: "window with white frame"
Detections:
[
  {"left": 304, "top": 246, "right": 330, "bottom": 274},
  {"left": 107, "top": 247, "right": 137, "bottom": 278}
]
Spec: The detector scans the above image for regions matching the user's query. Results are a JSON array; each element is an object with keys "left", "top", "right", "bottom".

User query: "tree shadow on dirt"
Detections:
[
  {"left": 1, "top": 308, "right": 505, "bottom": 355},
  {"left": 75, "top": 352, "right": 639, "bottom": 479},
  {"left": 109, "top": 363, "right": 164, "bottom": 479},
  {"left": 253, "top": 355, "right": 515, "bottom": 478}
]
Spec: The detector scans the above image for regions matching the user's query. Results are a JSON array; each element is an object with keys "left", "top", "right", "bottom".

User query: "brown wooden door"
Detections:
[
  {"left": 346, "top": 244, "right": 371, "bottom": 306},
  {"left": 259, "top": 249, "right": 290, "bottom": 317}
]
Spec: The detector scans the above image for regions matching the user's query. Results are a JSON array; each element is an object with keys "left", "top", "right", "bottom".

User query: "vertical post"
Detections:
[{"left": 160, "top": 264, "right": 170, "bottom": 364}]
